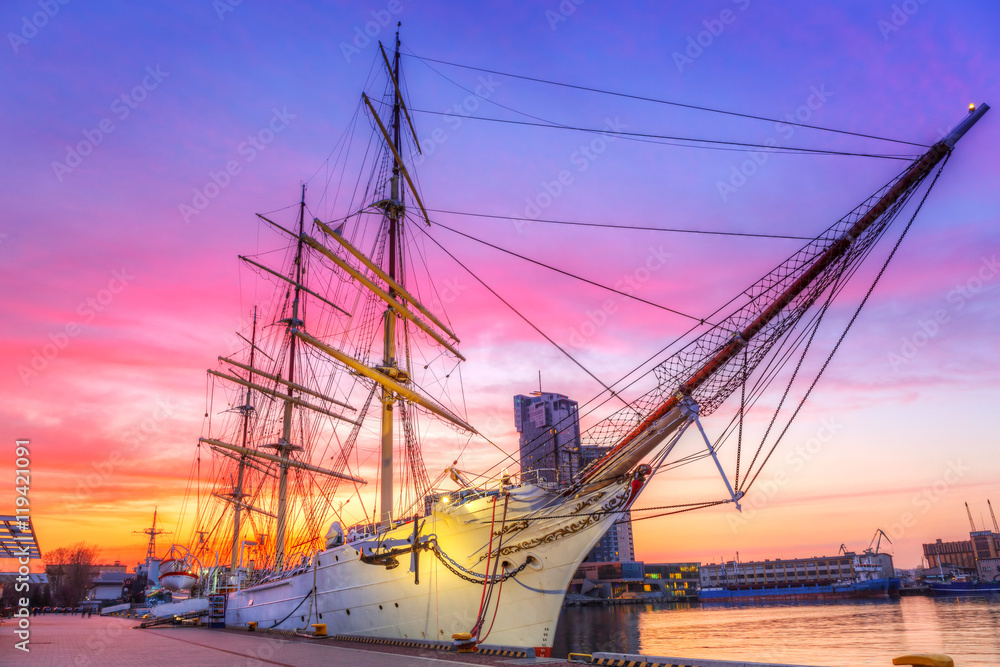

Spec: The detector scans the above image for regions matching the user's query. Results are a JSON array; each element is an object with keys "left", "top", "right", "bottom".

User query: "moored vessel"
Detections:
[{"left": 169, "top": 29, "right": 989, "bottom": 656}]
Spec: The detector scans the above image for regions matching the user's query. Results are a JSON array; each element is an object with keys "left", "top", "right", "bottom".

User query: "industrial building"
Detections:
[
  {"left": 921, "top": 502, "right": 1000, "bottom": 579},
  {"left": 700, "top": 552, "right": 894, "bottom": 588}
]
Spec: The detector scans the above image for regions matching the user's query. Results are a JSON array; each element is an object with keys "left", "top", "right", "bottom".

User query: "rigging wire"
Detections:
[
  {"left": 402, "top": 52, "right": 931, "bottom": 149},
  {"left": 426, "top": 208, "right": 814, "bottom": 241},
  {"left": 740, "top": 154, "right": 950, "bottom": 494},
  {"left": 428, "top": 217, "right": 709, "bottom": 323},
  {"left": 400, "top": 108, "right": 918, "bottom": 160},
  {"left": 411, "top": 217, "right": 627, "bottom": 406}
]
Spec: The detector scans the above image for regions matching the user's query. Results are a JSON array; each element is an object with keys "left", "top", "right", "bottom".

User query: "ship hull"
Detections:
[
  {"left": 927, "top": 581, "right": 1000, "bottom": 596},
  {"left": 224, "top": 479, "right": 639, "bottom": 655},
  {"left": 699, "top": 577, "right": 900, "bottom": 601}
]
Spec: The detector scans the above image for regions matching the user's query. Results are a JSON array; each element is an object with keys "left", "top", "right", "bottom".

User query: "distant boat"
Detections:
[
  {"left": 701, "top": 552, "right": 900, "bottom": 601},
  {"left": 700, "top": 577, "right": 900, "bottom": 601},
  {"left": 927, "top": 578, "right": 1000, "bottom": 596}
]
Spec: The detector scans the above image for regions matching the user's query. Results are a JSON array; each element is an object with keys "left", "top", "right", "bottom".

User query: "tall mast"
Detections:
[
  {"left": 134, "top": 507, "right": 170, "bottom": 560},
  {"left": 378, "top": 28, "right": 404, "bottom": 529},
  {"left": 229, "top": 307, "right": 257, "bottom": 569},
  {"left": 275, "top": 184, "right": 307, "bottom": 569}
]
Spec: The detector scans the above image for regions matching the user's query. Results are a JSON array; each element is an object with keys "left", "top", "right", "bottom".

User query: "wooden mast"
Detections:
[
  {"left": 274, "top": 185, "right": 307, "bottom": 570},
  {"left": 379, "top": 27, "right": 404, "bottom": 530},
  {"left": 229, "top": 307, "right": 257, "bottom": 569}
]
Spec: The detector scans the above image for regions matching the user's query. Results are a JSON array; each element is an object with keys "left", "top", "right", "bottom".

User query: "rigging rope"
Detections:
[
  {"left": 426, "top": 208, "right": 814, "bottom": 240},
  {"left": 402, "top": 106, "right": 919, "bottom": 160},
  {"left": 429, "top": 217, "right": 707, "bottom": 322},
  {"left": 411, "top": 218, "right": 627, "bottom": 405},
  {"left": 740, "top": 154, "right": 950, "bottom": 494},
  {"left": 403, "top": 52, "right": 930, "bottom": 149}
]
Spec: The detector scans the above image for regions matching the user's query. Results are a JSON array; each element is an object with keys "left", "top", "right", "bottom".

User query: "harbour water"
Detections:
[{"left": 552, "top": 596, "right": 1000, "bottom": 666}]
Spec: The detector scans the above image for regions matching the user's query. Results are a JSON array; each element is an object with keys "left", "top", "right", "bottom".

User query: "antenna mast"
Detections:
[{"left": 134, "top": 507, "right": 171, "bottom": 559}]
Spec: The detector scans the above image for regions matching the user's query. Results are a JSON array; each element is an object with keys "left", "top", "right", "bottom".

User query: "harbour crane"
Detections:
[
  {"left": 865, "top": 528, "right": 892, "bottom": 555},
  {"left": 989, "top": 499, "right": 999, "bottom": 532},
  {"left": 966, "top": 502, "right": 977, "bottom": 531}
]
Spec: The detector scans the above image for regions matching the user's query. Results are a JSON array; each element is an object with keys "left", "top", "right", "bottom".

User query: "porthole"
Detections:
[
  {"left": 378, "top": 605, "right": 383, "bottom": 610},
  {"left": 346, "top": 608, "right": 351, "bottom": 615},
  {"left": 394, "top": 602, "right": 398, "bottom": 608}
]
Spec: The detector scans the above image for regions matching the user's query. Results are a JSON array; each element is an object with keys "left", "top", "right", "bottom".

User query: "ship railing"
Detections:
[{"left": 517, "top": 468, "right": 576, "bottom": 491}]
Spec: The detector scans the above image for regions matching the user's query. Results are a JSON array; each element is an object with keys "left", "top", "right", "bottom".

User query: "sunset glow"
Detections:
[{"left": 3, "top": 1, "right": 998, "bottom": 575}]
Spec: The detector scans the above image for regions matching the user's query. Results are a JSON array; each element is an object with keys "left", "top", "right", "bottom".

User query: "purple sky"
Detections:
[{"left": 2, "top": 0, "right": 998, "bottom": 568}]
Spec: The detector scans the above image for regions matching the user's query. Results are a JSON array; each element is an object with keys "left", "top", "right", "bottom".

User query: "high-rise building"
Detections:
[
  {"left": 579, "top": 445, "right": 634, "bottom": 563},
  {"left": 513, "top": 393, "right": 635, "bottom": 563},
  {"left": 513, "top": 392, "right": 581, "bottom": 486}
]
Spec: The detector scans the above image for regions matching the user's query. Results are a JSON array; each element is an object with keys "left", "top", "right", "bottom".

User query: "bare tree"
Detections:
[{"left": 43, "top": 543, "right": 100, "bottom": 607}]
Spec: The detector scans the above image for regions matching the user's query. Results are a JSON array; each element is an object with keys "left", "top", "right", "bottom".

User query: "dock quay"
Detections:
[
  {"left": 2, "top": 613, "right": 558, "bottom": 665},
  {"left": 2, "top": 613, "right": 956, "bottom": 666}
]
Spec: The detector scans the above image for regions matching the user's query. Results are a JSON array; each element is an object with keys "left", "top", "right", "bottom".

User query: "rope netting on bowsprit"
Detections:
[{"left": 579, "top": 161, "right": 931, "bottom": 451}]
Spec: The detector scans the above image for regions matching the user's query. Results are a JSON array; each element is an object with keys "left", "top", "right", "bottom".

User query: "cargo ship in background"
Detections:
[{"left": 700, "top": 537, "right": 901, "bottom": 601}]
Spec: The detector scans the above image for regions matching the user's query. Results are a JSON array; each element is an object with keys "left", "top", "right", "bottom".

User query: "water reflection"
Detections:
[{"left": 552, "top": 596, "right": 1000, "bottom": 666}]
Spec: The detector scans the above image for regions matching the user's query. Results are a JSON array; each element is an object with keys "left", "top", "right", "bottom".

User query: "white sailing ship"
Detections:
[{"left": 174, "top": 31, "right": 988, "bottom": 656}]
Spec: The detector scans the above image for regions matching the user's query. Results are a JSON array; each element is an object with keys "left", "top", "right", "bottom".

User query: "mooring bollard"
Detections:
[
  {"left": 310, "top": 623, "right": 327, "bottom": 637},
  {"left": 893, "top": 654, "right": 954, "bottom": 667}
]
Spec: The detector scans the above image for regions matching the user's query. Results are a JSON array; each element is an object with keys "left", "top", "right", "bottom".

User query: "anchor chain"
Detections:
[{"left": 428, "top": 538, "right": 531, "bottom": 585}]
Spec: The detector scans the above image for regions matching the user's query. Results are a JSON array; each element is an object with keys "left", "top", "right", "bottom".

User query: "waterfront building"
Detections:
[
  {"left": 644, "top": 562, "right": 700, "bottom": 599},
  {"left": 569, "top": 561, "right": 650, "bottom": 600},
  {"left": 978, "top": 556, "right": 1000, "bottom": 581},
  {"left": 86, "top": 570, "right": 131, "bottom": 603},
  {"left": 922, "top": 530, "right": 1000, "bottom": 570},
  {"left": 700, "top": 551, "right": 894, "bottom": 589},
  {"left": 515, "top": 393, "right": 635, "bottom": 563}
]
